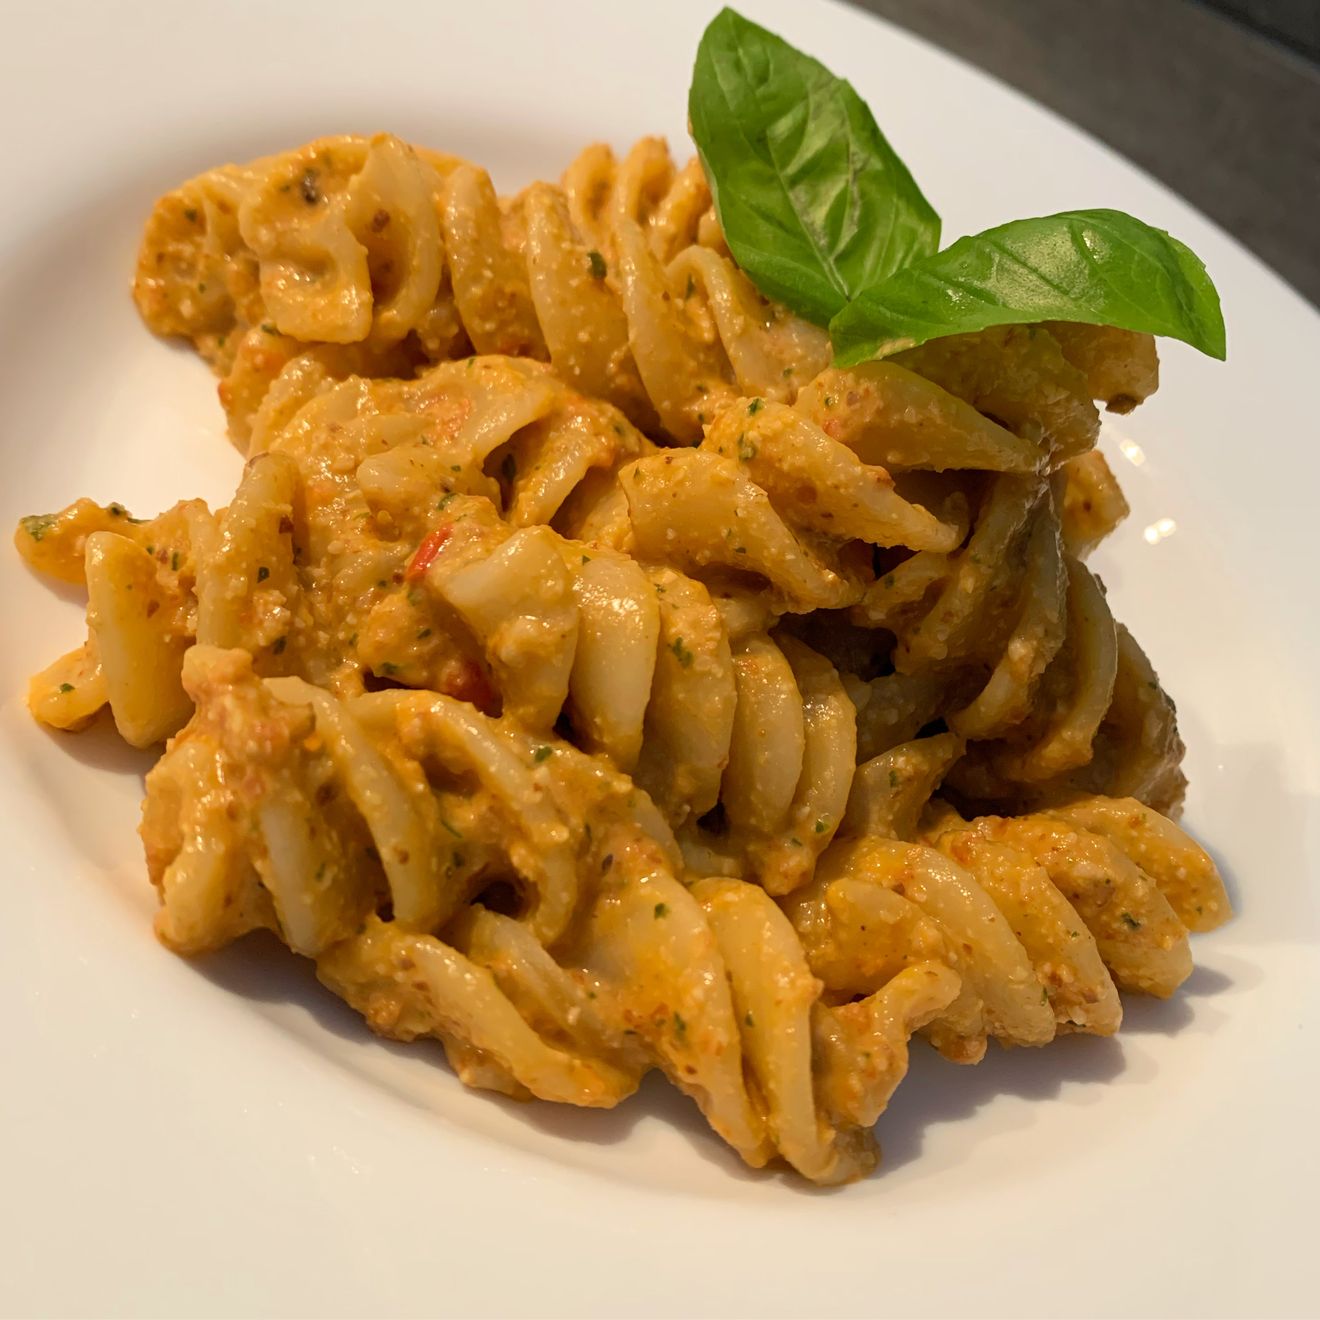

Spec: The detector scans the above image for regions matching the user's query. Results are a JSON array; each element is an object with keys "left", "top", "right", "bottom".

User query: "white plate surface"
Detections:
[{"left": 2, "top": 2, "right": 1318, "bottom": 1317}]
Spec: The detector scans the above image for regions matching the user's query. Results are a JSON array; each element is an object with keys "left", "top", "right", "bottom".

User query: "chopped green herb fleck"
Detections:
[
  {"left": 261, "top": 323, "right": 278, "bottom": 335},
  {"left": 58, "top": 682, "right": 74, "bottom": 694},
  {"left": 440, "top": 818, "right": 463, "bottom": 839},
  {"left": 379, "top": 660, "right": 399, "bottom": 675},
  {"left": 888, "top": 769, "right": 900, "bottom": 788},
  {"left": 170, "top": 550, "right": 181, "bottom": 571},
  {"left": 1121, "top": 911, "right": 1142, "bottom": 929},
  {"left": 744, "top": 1011, "right": 755, "bottom": 1027},
  {"left": 814, "top": 816, "right": 830, "bottom": 834},
  {"left": 586, "top": 249, "right": 607, "bottom": 279},
  {"left": 436, "top": 492, "right": 457, "bottom": 511},
  {"left": 736, "top": 433, "right": 758, "bottom": 461},
  {"left": 256, "top": 565, "right": 270, "bottom": 583},
  {"left": 823, "top": 395, "right": 835, "bottom": 407},
  {"left": 416, "top": 627, "right": 432, "bottom": 640},
  {"left": 183, "top": 207, "right": 198, "bottom": 223},
  {"left": 684, "top": 274, "right": 696, "bottom": 299},
  {"left": 1041, "top": 985, "right": 1049, "bottom": 1004},
  {"left": 790, "top": 836, "right": 804, "bottom": 847},
  {"left": 533, "top": 745, "right": 553, "bottom": 763},
  {"left": 672, "top": 1011, "right": 687, "bottom": 1037},
  {"left": 670, "top": 637, "right": 695, "bottom": 667},
  {"left": 654, "top": 902, "right": 670, "bottom": 919},
  {"left": 747, "top": 397, "right": 764, "bottom": 415},
  {"left": 20, "top": 514, "right": 55, "bottom": 542},
  {"left": 272, "top": 636, "right": 287, "bottom": 655},
  {"left": 299, "top": 168, "right": 321, "bottom": 205}
]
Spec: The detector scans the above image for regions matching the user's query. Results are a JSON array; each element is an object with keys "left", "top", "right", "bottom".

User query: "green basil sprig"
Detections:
[
  {"left": 689, "top": 9, "right": 1225, "bottom": 362},
  {"left": 830, "top": 210, "right": 1226, "bottom": 363},
  {"left": 689, "top": 7, "right": 940, "bottom": 325}
]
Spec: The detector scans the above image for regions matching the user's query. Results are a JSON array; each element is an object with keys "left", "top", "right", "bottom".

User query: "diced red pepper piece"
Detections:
[
  {"left": 443, "top": 657, "right": 497, "bottom": 711},
  {"left": 405, "top": 524, "right": 453, "bottom": 581}
]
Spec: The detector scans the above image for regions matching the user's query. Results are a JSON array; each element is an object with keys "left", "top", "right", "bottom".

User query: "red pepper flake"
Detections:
[{"left": 405, "top": 524, "right": 452, "bottom": 581}]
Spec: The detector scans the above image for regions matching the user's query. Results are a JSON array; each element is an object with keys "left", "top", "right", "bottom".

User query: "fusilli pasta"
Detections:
[{"left": 15, "top": 131, "right": 1230, "bottom": 1184}]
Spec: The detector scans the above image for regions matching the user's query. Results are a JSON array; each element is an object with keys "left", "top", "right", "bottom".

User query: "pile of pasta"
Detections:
[{"left": 16, "top": 133, "right": 1230, "bottom": 1184}]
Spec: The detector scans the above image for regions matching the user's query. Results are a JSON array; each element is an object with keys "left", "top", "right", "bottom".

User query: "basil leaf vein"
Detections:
[
  {"left": 690, "top": 6, "right": 940, "bottom": 326},
  {"left": 830, "top": 208, "right": 1225, "bottom": 363}
]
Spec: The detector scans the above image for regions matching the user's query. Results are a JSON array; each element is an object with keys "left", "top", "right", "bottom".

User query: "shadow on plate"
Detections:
[
  {"left": 31, "top": 707, "right": 155, "bottom": 783},
  {"left": 879, "top": 955, "right": 1242, "bottom": 1175}
]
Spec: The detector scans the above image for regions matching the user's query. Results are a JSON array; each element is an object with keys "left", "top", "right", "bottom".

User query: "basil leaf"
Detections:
[
  {"left": 830, "top": 208, "right": 1225, "bottom": 364},
  {"left": 689, "top": 7, "right": 940, "bottom": 326}
]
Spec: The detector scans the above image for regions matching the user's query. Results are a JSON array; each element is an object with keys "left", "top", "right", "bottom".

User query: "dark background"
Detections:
[{"left": 852, "top": 0, "right": 1320, "bottom": 306}]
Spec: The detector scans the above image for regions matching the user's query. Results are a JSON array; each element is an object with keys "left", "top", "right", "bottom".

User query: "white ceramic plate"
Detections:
[{"left": 3, "top": 2, "right": 1317, "bottom": 1316}]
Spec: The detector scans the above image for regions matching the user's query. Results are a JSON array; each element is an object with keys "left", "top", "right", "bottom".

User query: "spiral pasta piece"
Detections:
[
  {"left": 15, "top": 496, "right": 208, "bottom": 746},
  {"left": 783, "top": 728, "right": 1228, "bottom": 1064},
  {"left": 822, "top": 455, "right": 1185, "bottom": 814}
]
